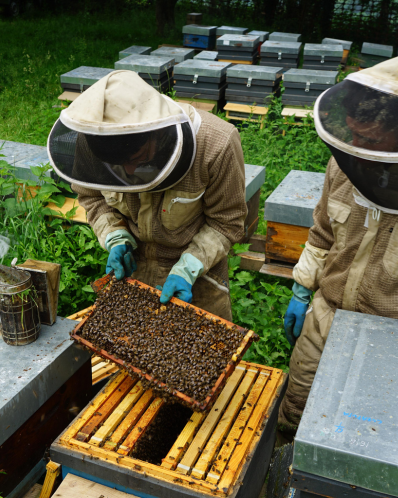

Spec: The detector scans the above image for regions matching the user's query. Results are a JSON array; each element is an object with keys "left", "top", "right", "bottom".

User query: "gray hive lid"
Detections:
[
  {"left": 294, "top": 309, "right": 398, "bottom": 496},
  {"left": 245, "top": 164, "right": 266, "bottom": 201},
  {"left": 216, "top": 26, "right": 248, "bottom": 35},
  {"left": 269, "top": 31, "right": 302, "bottom": 42},
  {"left": 194, "top": 50, "right": 218, "bottom": 61},
  {"left": 264, "top": 170, "right": 325, "bottom": 227},
  {"left": 361, "top": 41, "right": 393, "bottom": 58},
  {"left": 283, "top": 68, "right": 338, "bottom": 85},
  {"left": 261, "top": 40, "right": 302, "bottom": 55},
  {"left": 150, "top": 47, "right": 195, "bottom": 63},
  {"left": 60, "top": 66, "right": 114, "bottom": 86},
  {"left": 227, "top": 64, "right": 283, "bottom": 81},
  {"left": 174, "top": 59, "right": 231, "bottom": 78},
  {"left": 322, "top": 37, "right": 353, "bottom": 51},
  {"left": 119, "top": 45, "right": 152, "bottom": 59},
  {"left": 114, "top": 54, "right": 175, "bottom": 75},
  {"left": 0, "top": 317, "right": 90, "bottom": 447},
  {"left": 0, "top": 140, "right": 51, "bottom": 181},
  {"left": 304, "top": 43, "right": 343, "bottom": 57},
  {"left": 182, "top": 24, "right": 217, "bottom": 36},
  {"left": 248, "top": 30, "right": 269, "bottom": 43},
  {"left": 216, "top": 34, "right": 260, "bottom": 49}
]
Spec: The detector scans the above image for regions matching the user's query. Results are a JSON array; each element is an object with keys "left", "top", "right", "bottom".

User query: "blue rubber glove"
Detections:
[
  {"left": 160, "top": 253, "right": 204, "bottom": 304},
  {"left": 106, "top": 244, "right": 137, "bottom": 281},
  {"left": 284, "top": 282, "right": 313, "bottom": 346}
]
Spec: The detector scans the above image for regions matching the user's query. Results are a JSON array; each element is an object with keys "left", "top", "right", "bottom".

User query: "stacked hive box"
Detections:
[
  {"left": 0, "top": 140, "right": 50, "bottom": 182},
  {"left": 282, "top": 68, "right": 338, "bottom": 107},
  {"left": 118, "top": 45, "right": 151, "bottom": 59},
  {"left": 269, "top": 32, "right": 301, "bottom": 42},
  {"left": 225, "top": 65, "right": 283, "bottom": 105},
  {"left": 194, "top": 50, "right": 218, "bottom": 61},
  {"left": 358, "top": 42, "right": 393, "bottom": 68},
  {"left": 248, "top": 30, "right": 270, "bottom": 56},
  {"left": 114, "top": 55, "right": 174, "bottom": 92},
  {"left": 217, "top": 34, "right": 261, "bottom": 65},
  {"left": 187, "top": 12, "right": 202, "bottom": 25},
  {"left": 173, "top": 60, "right": 230, "bottom": 107},
  {"left": 302, "top": 43, "right": 344, "bottom": 71},
  {"left": 322, "top": 37, "right": 352, "bottom": 66},
  {"left": 260, "top": 41, "right": 302, "bottom": 70},
  {"left": 51, "top": 363, "right": 287, "bottom": 498},
  {"left": 216, "top": 26, "right": 248, "bottom": 37},
  {"left": 151, "top": 47, "right": 195, "bottom": 64},
  {"left": 60, "top": 66, "right": 114, "bottom": 94},
  {"left": 182, "top": 25, "right": 217, "bottom": 50},
  {"left": 292, "top": 310, "right": 398, "bottom": 498}
]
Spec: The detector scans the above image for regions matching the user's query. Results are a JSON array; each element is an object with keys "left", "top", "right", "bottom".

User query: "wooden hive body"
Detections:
[{"left": 51, "top": 362, "right": 287, "bottom": 498}]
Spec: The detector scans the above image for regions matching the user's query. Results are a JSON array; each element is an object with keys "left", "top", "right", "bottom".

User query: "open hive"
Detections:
[
  {"left": 52, "top": 363, "right": 287, "bottom": 497},
  {"left": 71, "top": 279, "right": 257, "bottom": 411}
]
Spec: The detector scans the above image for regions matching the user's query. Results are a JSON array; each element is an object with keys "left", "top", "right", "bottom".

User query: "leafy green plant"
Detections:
[
  {"left": 229, "top": 244, "right": 293, "bottom": 371},
  {"left": 0, "top": 154, "right": 107, "bottom": 317}
]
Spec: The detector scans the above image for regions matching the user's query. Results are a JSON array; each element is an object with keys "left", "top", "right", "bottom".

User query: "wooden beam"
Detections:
[
  {"left": 55, "top": 473, "right": 140, "bottom": 498},
  {"left": 239, "top": 251, "right": 265, "bottom": 271},
  {"left": 58, "top": 91, "right": 80, "bottom": 102},
  {"left": 39, "top": 461, "right": 61, "bottom": 498},
  {"left": 260, "top": 263, "right": 294, "bottom": 279},
  {"left": 248, "top": 234, "right": 266, "bottom": 253}
]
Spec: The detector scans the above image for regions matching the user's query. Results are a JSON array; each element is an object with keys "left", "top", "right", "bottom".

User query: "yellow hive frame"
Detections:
[{"left": 57, "top": 361, "right": 285, "bottom": 497}]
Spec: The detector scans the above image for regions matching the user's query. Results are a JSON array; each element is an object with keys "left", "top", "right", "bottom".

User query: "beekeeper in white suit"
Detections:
[
  {"left": 47, "top": 70, "right": 247, "bottom": 320},
  {"left": 279, "top": 58, "right": 398, "bottom": 440}
]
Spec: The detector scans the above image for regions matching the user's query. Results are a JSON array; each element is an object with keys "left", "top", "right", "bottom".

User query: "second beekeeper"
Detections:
[{"left": 47, "top": 70, "right": 247, "bottom": 320}]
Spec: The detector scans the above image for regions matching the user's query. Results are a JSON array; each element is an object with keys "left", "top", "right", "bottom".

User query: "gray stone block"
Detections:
[{"left": 264, "top": 170, "right": 325, "bottom": 227}]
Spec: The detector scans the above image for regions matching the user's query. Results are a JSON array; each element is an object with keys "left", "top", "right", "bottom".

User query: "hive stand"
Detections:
[
  {"left": 224, "top": 103, "right": 268, "bottom": 129},
  {"left": 51, "top": 362, "right": 287, "bottom": 498}
]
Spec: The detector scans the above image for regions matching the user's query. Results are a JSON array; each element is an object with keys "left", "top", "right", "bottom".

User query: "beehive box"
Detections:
[
  {"left": 187, "top": 13, "right": 202, "bottom": 25},
  {"left": 263, "top": 170, "right": 325, "bottom": 265},
  {"left": 119, "top": 45, "right": 152, "bottom": 59},
  {"left": 0, "top": 139, "right": 50, "bottom": 182},
  {"left": 322, "top": 37, "right": 352, "bottom": 65},
  {"left": 358, "top": 42, "right": 393, "bottom": 68},
  {"left": 173, "top": 60, "right": 231, "bottom": 102},
  {"left": 302, "top": 43, "right": 344, "bottom": 71},
  {"left": 269, "top": 32, "right": 301, "bottom": 42},
  {"left": 151, "top": 47, "right": 195, "bottom": 64},
  {"left": 114, "top": 55, "right": 174, "bottom": 92},
  {"left": 216, "top": 26, "right": 248, "bottom": 36},
  {"left": 282, "top": 68, "right": 338, "bottom": 107},
  {"left": 292, "top": 310, "right": 398, "bottom": 498},
  {"left": 248, "top": 30, "right": 269, "bottom": 43},
  {"left": 182, "top": 25, "right": 217, "bottom": 50},
  {"left": 217, "top": 34, "right": 260, "bottom": 64},
  {"left": 60, "top": 66, "right": 114, "bottom": 93},
  {"left": 225, "top": 65, "right": 283, "bottom": 104},
  {"left": 0, "top": 318, "right": 91, "bottom": 497},
  {"left": 260, "top": 41, "right": 302, "bottom": 70},
  {"left": 51, "top": 362, "right": 287, "bottom": 498},
  {"left": 194, "top": 50, "right": 218, "bottom": 61}
]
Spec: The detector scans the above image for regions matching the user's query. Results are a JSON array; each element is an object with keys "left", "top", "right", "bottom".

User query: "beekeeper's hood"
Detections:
[
  {"left": 314, "top": 57, "right": 398, "bottom": 209},
  {"left": 48, "top": 70, "right": 200, "bottom": 193}
]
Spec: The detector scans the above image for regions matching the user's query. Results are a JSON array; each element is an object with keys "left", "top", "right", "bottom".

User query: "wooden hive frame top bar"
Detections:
[
  {"left": 71, "top": 278, "right": 257, "bottom": 411},
  {"left": 57, "top": 361, "right": 286, "bottom": 497}
]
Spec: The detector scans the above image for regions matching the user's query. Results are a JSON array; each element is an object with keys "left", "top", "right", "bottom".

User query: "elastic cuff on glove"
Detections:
[
  {"left": 105, "top": 229, "right": 137, "bottom": 252},
  {"left": 169, "top": 253, "right": 204, "bottom": 286}
]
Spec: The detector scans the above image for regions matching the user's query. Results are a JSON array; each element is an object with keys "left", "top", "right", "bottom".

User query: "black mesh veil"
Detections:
[{"left": 48, "top": 119, "right": 195, "bottom": 192}]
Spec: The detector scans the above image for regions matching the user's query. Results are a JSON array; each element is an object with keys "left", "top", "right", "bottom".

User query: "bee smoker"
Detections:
[{"left": 0, "top": 264, "right": 41, "bottom": 346}]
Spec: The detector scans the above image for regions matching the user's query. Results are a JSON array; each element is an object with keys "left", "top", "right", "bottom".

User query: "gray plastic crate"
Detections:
[
  {"left": 269, "top": 32, "right": 302, "bottom": 42},
  {"left": 294, "top": 309, "right": 398, "bottom": 497},
  {"left": 264, "top": 170, "right": 325, "bottom": 227},
  {"left": 119, "top": 45, "right": 152, "bottom": 59},
  {"left": 150, "top": 47, "right": 195, "bottom": 64}
]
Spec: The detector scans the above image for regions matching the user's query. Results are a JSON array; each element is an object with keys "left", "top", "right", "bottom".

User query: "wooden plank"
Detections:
[
  {"left": 67, "top": 306, "right": 94, "bottom": 321},
  {"left": 217, "top": 370, "right": 284, "bottom": 493},
  {"left": 39, "top": 461, "right": 61, "bottom": 498},
  {"left": 239, "top": 251, "right": 265, "bottom": 271},
  {"left": 58, "top": 91, "right": 80, "bottom": 102},
  {"left": 55, "top": 473, "right": 140, "bottom": 498},
  {"left": 92, "top": 361, "right": 108, "bottom": 374},
  {"left": 23, "top": 483, "right": 42, "bottom": 498},
  {"left": 281, "top": 108, "right": 314, "bottom": 118},
  {"left": 248, "top": 234, "right": 267, "bottom": 253},
  {"left": 218, "top": 59, "right": 254, "bottom": 65},
  {"left": 260, "top": 262, "right": 294, "bottom": 279},
  {"left": 117, "top": 398, "right": 165, "bottom": 456},
  {"left": 206, "top": 371, "right": 269, "bottom": 484},
  {"left": 75, "top": 374, "right": 134, "bottom": 442},
  {"left": 177, "top": 366, "right": 246, "bottom": 475},
  {"left": 191, "top": 369, "right": 258, "bottom": 479},
  {"left": 224, "top": 102, "right": 268, "bottom": 115},
  {"left": 91, "top": 356, "right": 103, "bottom": 367},
  {"left": 265, "top": 221, "right": 309, "bottom": 264},
  {"left": 60, "top": 371, "right": 128, "bottom": 445},
  {"left": 104, "top": 388, "right": 153, "bottom": 450},
  {"left": 89, "top": 380, "right": 143, "bottom": 446},
  {"left": 161, "top": 412, "right": 206, "bottom": 470},
  {"left": 92, "top": 366, "right": 120, "bottom": 384},
  {"left": 46, "top": 197, "right": 88, "bottom": 224}
]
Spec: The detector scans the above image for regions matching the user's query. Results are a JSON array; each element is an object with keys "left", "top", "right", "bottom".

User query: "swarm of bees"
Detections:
[{"left": 80, "top": 280, "right": 245, "bottom": 404}]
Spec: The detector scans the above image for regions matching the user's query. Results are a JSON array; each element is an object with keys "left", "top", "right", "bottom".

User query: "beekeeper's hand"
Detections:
[
  {"left": 284, "top": 283, "right": 313, "bottom": 346},
  {"left": 160, "top": 254, "right": 204, "bottom": 304}
]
